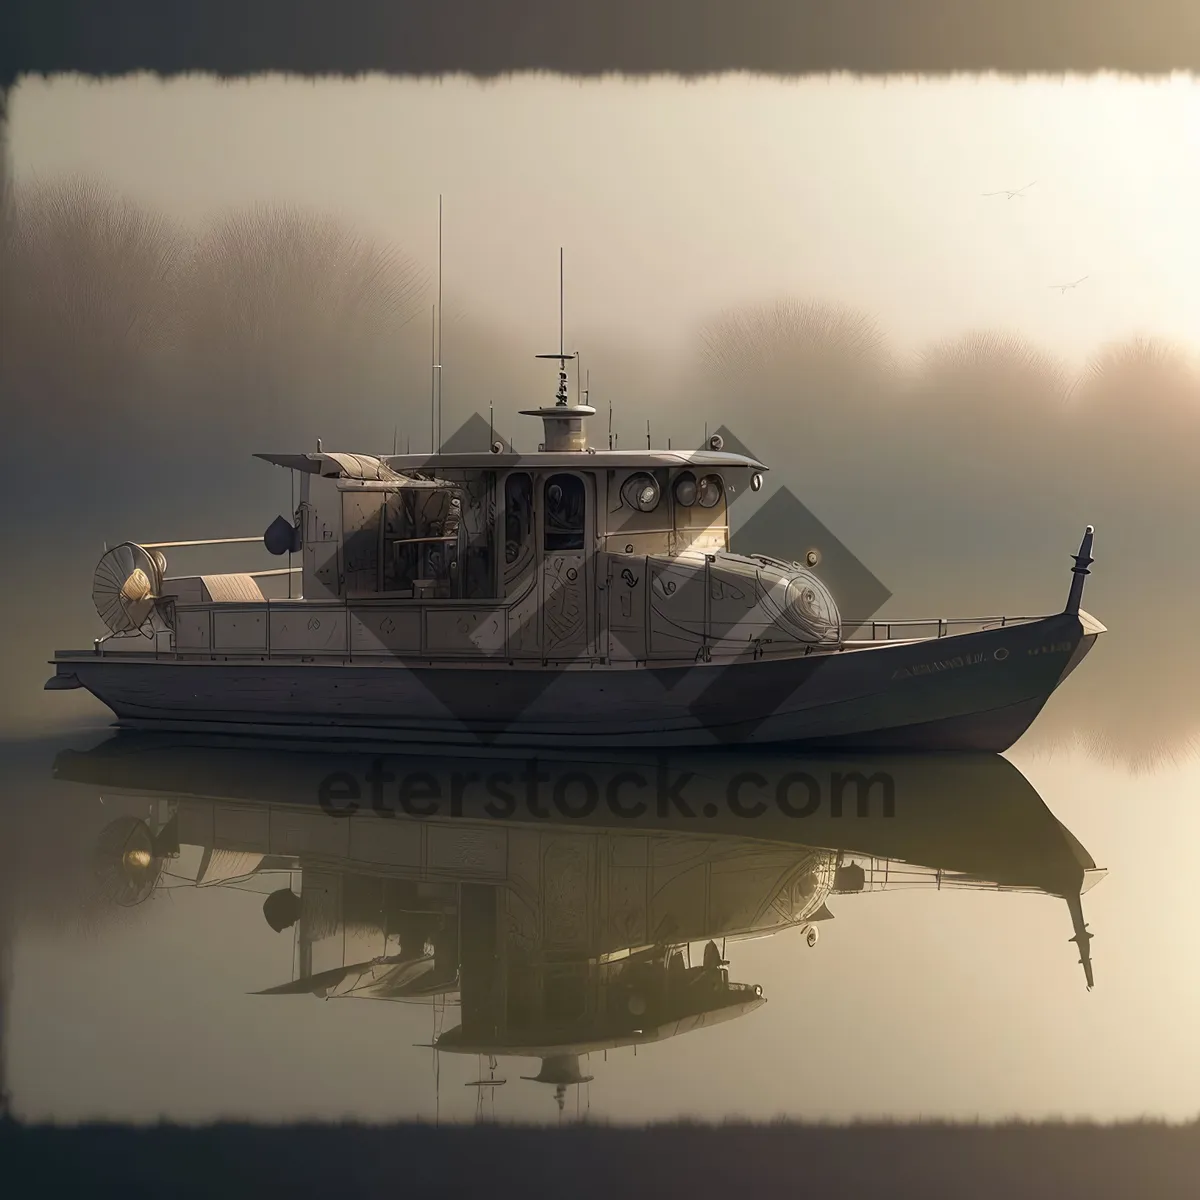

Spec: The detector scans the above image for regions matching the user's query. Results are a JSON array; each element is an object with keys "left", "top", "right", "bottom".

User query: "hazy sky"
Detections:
[{"left": 11, "top": 72, "right": 1200, "bottom": 367}]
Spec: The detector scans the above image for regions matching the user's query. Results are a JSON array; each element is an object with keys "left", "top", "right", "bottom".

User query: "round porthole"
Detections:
[
  {"left": 697, "top": 474, "right": 724, "bottom": 509},
  {"left": 750, "top": 472, "right": 763, "bottom": 492},
  {"left": 674, "top": 472, "right": 698, "bottom": 507},
  {"left": 620, "top": 472, "right": 661, "bottom": 513}
]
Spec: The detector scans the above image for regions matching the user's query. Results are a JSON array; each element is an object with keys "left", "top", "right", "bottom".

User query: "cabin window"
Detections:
[
  {"left": 620, "top": 472, "right": 661, "bottom": 513},
  {"left": 544, "top": 473, "right": 586, "bottom": 551},
  {"left": 673, "top": 470, "right": 728, "bottom": 530},
  {"left": 336, "top": 472, "right": 497, "bottom": 600},
  {"left": 503, "top": 472, "right": 535, "bottom": 593},
  {"left": 381, "top": 486, "right": 461, "bottom": 598},
  {"left": 607, "top": 469, "right": 669, "bottom": 530},
  {"left": 457, "top": 472, "right": 497, "bottom": 600},
  {"left": 697, "top": 474, "right": 724, "bottom": 509}
]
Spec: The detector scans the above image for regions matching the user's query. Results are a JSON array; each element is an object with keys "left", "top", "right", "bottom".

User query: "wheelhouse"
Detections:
[{"left": 256, "top": 447, "right": 766, "bottom": 607}]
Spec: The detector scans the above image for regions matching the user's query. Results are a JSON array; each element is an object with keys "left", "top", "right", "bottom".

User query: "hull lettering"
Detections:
[
  {"left": 1027, "top": 640, "right": 1073, "bottom": 656},
  {"left": 892, "top": 651, "right": 986, "bottom": 682}
]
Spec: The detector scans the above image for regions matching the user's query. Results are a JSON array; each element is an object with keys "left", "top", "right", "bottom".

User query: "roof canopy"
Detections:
[{"left": 256, "top": 449, "right": 768, "bottom": 474}]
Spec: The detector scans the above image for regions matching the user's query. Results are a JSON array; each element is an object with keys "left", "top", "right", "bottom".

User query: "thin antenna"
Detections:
[
  {"left": 436, "top": 195, "right": 444, "bottom": 452},
  {"left": 606, "top": 377, "right": 612, "bottom": 450},
  {"left": 430, "top": 304, "right": 437, "bottom": 454},
  {"left": 535, "top": 248, "right": 575, "bottom": 407},
  {"left": 393, "top": 426, "right": 397, "bottom": 456},
  {"left": 489, "top": 397, "right": 494, "bottom": 448},
  {"left": 646, "top": 419, "right": 651, "bottom": 450}
]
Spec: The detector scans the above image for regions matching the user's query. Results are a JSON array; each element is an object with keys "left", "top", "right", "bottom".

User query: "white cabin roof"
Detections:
[{"left": 255, "top": 449, "right": 767, "bottom": 476}]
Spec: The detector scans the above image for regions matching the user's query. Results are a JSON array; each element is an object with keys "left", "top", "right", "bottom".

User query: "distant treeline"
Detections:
[
  {"left": 3, "top": 175, "right": 1199, "bottom": 767},
  {"left": 3, "top": 1117, "right": 1200, "bottom": 1198},
  {"left": 5, "top": 0, "right": 1200, "bottom": 83}
]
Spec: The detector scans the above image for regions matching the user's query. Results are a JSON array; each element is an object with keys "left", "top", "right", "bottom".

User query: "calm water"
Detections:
[{"left": 2, "top": 714, "right": 1196, "bottom": 1127}]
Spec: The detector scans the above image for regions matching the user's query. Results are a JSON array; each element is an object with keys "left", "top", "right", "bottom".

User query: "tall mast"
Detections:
[
  {"left": 524, "top": 248, "right": 591, "bottom": 450},
  {"left": 436, "top": 194, "right": 444, "bottom": 452},
  {"left": 536, "top": 247, "right": 572, "bottom": 407},
  {"left": 553, "top": 246, "right": 567, "bottom": 404}
]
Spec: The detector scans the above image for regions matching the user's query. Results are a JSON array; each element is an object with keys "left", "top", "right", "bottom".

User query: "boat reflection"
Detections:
[{"left": 52, "top": 737, "right": 1105, "bottom": 1112}]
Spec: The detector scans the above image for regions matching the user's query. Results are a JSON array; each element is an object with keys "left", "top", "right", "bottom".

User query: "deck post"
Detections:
[{"left": 1065, "top": 526, "right": 1095, "bottom": 616}]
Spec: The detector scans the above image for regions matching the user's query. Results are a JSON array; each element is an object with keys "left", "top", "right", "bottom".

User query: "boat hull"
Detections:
[{"left": 47, "top": 610, "right": 1102, "bottom": 753}]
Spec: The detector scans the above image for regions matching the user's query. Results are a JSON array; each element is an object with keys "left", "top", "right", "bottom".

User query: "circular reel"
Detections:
[{"left": 92, "top": 542, "right": 166, "bottom": 635}]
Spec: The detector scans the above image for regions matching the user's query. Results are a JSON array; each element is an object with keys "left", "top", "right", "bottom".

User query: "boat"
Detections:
[
  {"left": 48, "top": 737, "right": 1104, "bottom": 1108},
  {"left": 45, "top": 346, "right": 1105, "bottom": 751}
]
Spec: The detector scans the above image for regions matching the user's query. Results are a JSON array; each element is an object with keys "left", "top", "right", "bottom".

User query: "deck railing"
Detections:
[
  {"left": 842, "top": 614, "right": 1043, "bottom": 642},
  {"left": 86, "top": 604, "right": 1053, "bottom": 659}
]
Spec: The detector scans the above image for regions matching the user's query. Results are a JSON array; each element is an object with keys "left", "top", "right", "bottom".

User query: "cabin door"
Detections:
[{"left": 538, "top": 472, "right": 598, "bottom": 662}]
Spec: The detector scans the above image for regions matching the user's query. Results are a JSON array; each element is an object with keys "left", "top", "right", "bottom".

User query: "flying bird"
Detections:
[
  {"left": 983, "top": 182, "right": 1036, "bottom": 199},
  {"left": 1050, "top": 276, "right": 1089, "bottom": 293}
]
